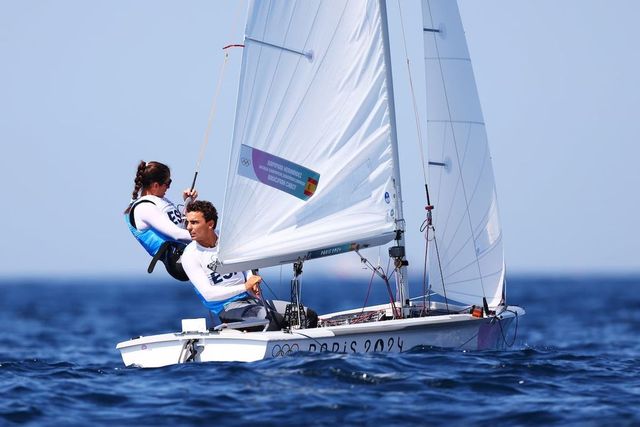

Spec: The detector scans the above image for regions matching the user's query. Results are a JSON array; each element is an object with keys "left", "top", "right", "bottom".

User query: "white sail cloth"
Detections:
[
  {"left": 423, "top": 0, "right": 505, "bottom": 307},
  {"left": 216, "top": 0, "right": 397, "bottom": 273}
]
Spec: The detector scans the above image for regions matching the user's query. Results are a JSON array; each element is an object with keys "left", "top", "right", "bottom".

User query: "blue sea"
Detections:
[{"left": 1, "top": 274, "right": 639, "bottom": 426}]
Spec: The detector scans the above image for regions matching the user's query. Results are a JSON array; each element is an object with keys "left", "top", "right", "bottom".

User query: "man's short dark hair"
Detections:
[{"left": 186, "top": 200, "right": 218, "bottom": 226}]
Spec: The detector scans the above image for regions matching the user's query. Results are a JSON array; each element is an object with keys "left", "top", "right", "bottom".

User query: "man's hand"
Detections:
[
  {"left": 245, "top": 275, "right": 262, "bottom": 296},
  {"left": 183, "top": 188, "right": 198, "bottom": 202}
]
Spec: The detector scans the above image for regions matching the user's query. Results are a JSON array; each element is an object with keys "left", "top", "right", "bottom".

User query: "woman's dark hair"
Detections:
[
  {"left": 124, "top": 160, "right": 171, "bottom": 213},
  {"left": 186, "top": 200, "right": 218, "bottom": 228}
]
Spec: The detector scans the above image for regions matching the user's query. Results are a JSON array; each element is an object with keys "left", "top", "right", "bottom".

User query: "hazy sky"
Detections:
[{"left": 1, "top": 1, "right": 638, "bottom": 279}]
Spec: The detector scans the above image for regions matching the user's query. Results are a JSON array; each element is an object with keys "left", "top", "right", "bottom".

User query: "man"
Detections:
[{"left": 181, "top": 200, "right": 317, "bottom": 330}]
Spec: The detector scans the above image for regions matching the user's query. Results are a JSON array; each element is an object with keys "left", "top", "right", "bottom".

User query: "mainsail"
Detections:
[
  {"left": 216, "top": 0, "right": 398, "bottom": 273},
  {"left": 422, "top": 0, "right": 505, "bottom": 307}
]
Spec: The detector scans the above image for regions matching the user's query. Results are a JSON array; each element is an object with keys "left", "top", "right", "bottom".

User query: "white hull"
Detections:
[{"left": 116, "top": 305, "right": 524, "bottom": 368}]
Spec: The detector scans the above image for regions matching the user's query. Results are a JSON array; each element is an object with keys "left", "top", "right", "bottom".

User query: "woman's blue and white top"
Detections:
[{"left": 125, "top": 195, "right": 191, "bottom": 256}]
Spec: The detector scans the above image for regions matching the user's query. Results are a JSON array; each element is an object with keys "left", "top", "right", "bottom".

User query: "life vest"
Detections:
[
  {"left": 125, "top": 197, "right": 182, "bottom": 256},
  {"left": 126, "top": 197, "right": 189, "bottom": 281}
]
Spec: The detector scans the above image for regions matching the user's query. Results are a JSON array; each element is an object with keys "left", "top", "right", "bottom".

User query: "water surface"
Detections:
[{"left": 1, "top": 275, "right": 638, "bottom": 426}]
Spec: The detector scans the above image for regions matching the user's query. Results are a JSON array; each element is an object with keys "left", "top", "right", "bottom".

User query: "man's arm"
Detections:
[{"left": 181, "top": 247, "right": 255, "bottom": 301}]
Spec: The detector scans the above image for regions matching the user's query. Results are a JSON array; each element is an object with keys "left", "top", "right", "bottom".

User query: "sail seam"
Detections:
[
  {"left": 440, "top": 267, "right": 503, "bottom": 289},
  {"left": 435, "top": 121, "right": 474, "bottom": 262},
  {"left": 242, "top": 1, "right": 301, "bottom": 157},
  {"left": 425, "top": 0, "right": 487, "bottom": 299},
  {"left": 427, "top": 120, "right": 485, "bottom": 125},
  {"left": 439, "top": 220, "right": 502, "bottom": 276},
  {"left": 441, "top": 234, "right": 503, "bottom": 282},
  {"left": 445, "top": 204, "right": 503, "bottom": 273},
  {"left": 424, "top": 57, "right": 470, "bottom": 62},
  {"left": 270, "top": 3, "right": 350, "bottom": 167}
]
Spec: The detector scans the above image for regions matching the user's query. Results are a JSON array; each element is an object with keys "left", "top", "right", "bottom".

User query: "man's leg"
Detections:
[
  {"left": 220, "top": 300, "right": 267, "bottom": 323},
  {"left": 269, "top": 300, "right": 318, "bottom": 329},
  {"left": 220, "top": 299, "right": 318, "bottom": 330}
]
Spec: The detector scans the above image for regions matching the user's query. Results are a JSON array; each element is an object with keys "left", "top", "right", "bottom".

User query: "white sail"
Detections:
[
  {"left": 422, "top": 0, "right": 505, "bottom": 307},
  {"left": 216, "top": 0, "right": 397, "bottom": 273}
]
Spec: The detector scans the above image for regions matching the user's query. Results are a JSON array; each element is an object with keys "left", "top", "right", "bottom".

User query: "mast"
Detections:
[{"left": 379, "top": 0, "right": 409, "bottom": 312}]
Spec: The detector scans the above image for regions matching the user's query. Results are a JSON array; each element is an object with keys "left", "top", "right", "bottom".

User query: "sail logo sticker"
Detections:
[
  {"left": 304, "top": 177, "right": 318, "bottom": 197},
  {"left": 237, "top": 144, "right": 320, "bottom": 201},
  {"left": 306, "top": 243, "right": 360, "bottom": 260}
]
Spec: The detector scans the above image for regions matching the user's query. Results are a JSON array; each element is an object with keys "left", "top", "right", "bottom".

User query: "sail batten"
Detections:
[
  {"left": 216, "top": 0, "right": 398, "bottom": 273},
  {"left": 244, "top": 36, "right": 314, "bottom": 59}
]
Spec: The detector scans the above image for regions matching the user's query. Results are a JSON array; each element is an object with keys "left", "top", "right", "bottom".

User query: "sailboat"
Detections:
[{"left": 117, "top": 0, "right": 524, "bottom": 368}]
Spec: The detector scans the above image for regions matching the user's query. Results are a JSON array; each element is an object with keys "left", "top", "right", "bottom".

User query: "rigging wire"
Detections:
[
  {"left": 397, "top": 0, "right": 450, "bottom": 308},
  {"left": 186, "top": 44, "right": 240, "bottom": 197},
  {"left": 360, "top": 268, "right": 377, "bottom": 314},
  {"left": 430, "top": 222, "right": 450, "bottom": 313},
  {"left": 258, "top": 277, "right": 279, "bottom": 300},
  {"left": 424, "top": 0, "right": 488, "bottom": 301},
  {"left": 355, "top": 249, "right": 401, "bottom": 319},
  {"left": 185, "top": 1, "right": 246, "bottom": 198},
  {"left": 422, "top": 224, "right": 429, "bottom": 314},
  {"left": 396, "top": 0, "right": 428, "bottom": 189}
]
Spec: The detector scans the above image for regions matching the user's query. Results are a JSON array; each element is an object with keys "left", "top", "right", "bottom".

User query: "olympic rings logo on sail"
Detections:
[
  {"left": 241, "top": 157, "right": 251, "bottom": 167},
  {"left": 271, "top": 343, "right": 299, "bottom": 357}
]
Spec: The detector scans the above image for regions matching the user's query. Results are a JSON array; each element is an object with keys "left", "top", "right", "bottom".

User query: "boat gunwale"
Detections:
[{"left": 116, "top": 306, "right": 524, "bottom": 350}]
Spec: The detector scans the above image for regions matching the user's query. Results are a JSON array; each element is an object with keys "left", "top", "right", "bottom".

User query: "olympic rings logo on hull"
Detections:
[{"left": 271, "top": 343, "right": 300, "bottom": 357}]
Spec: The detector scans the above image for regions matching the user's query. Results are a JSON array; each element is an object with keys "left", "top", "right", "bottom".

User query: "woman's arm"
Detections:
[{"left": 134, "top": 202, "right": 191, "bottom": 241}]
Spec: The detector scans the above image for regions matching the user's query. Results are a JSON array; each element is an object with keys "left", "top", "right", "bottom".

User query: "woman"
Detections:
[{"left": 124, "top": 161, "right": 197, "bottom": 280}]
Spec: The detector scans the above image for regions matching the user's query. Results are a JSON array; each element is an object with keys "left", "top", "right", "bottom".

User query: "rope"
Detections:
[
  {"left": 432, "top": 232, "right": 450, "bottom": 313},
  {"left": 178, "top": 338, "right": 199, "bottom": 363},
  {"left": 421, "top": 207, "right": 450, "bottom": 313},
  {"left": 457, "top": 330, "right": 480, "bottom": 350},
  {"left": 496, "top": 309, "right": 519, "bottom": 348},
  {"left": 361, "top": 268, "right": 377, "bottom": 314},
  {"left": 384, "top": 271, "right": 400, "bottom": 319},
  {"left": 292, "top": 330, "right": 322, "bottom": 347},
  {"left": 258, "top": 277, "right": 279, "bottom": 300},
  {"left": 424, "top": 0, "right": 487, "bottom": 301},
  {"left": 184, "top": 339, "right": 199, "bottom": 362},
  {"left": 398, "top": 0, "right": 455, "bottom": 320},
  {"left": 396, "top": 0, "right": 428, "bottom": 189},
  {"left": 355, "top": 250, "right": 401, "bottom": 319},
  {"left": 422, "top": 224, "right": 429, "bottom": 315},
  {"left": 187, "top": 0, "right": 246, "bottom": 193},
  {"left": 190, "top": 47, "right": 233, "bottom": 191},
  {"left": 257, "top": 286, "right": 276, "bottom": 331}
]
